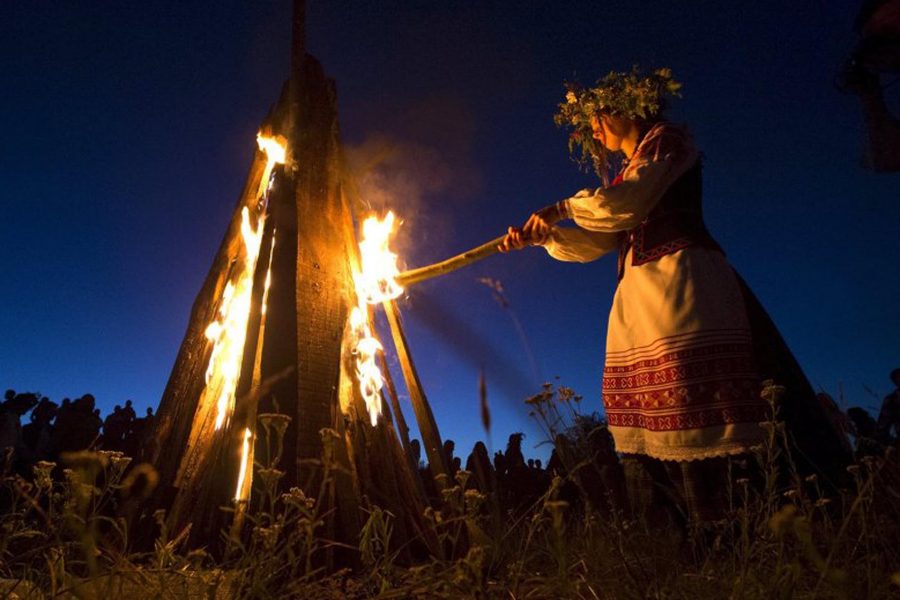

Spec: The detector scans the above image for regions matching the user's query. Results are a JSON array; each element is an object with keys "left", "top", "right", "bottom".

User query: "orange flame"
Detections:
[
  {"left": 203, "top": 133, "right": 286, "bottom": 432},
  {"left": 348, "top": 212, "right": 403, "bottom": 426},
  {"left": 349, "top": 306, "right": 384, "bottom": 426},
  {"left": 205, "top": 207, "right": 265, "bottom": 431},
  {"left": 256, "top": 133, "right": 287, "bottom": 200},
  {"left": 355, "top": 211, "right": 403, "bottom": 304}
]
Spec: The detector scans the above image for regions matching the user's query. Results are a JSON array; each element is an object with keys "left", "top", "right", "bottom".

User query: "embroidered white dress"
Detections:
[{"left": 543, "top": 123, "right": 767, "bottom": 461}]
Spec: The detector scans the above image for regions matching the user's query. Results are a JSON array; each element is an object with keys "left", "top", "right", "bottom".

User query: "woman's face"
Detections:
[{"left": 590, "top": 113, "right": 625, "bottom": 152}]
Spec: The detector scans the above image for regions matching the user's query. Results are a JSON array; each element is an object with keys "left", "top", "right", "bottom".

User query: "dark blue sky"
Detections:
[{"left": 2, "top": 1, "right": 898, "bottom": 458}]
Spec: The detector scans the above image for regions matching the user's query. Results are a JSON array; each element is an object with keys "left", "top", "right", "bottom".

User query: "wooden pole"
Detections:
[
  {"left": 377, "top": 347, "right": 429, "bottom": 502},
  {"left": 383, "top": 299, "right": 450, "bottom": 488},
  {"left": 378, "top": 347, "right": 412, "bottom": 454},
  {"left": 396, "top": 235, "right": 505, "bottom": 288}
]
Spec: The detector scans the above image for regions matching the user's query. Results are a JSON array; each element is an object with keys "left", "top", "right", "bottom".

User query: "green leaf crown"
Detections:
[{"left": 554, "top": 66, "right": 682, "bottom": 176}]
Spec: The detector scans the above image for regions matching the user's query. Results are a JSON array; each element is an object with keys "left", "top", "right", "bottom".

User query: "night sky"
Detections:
[{"left": 3, "top": 1, "right": 898, "bottom": 460}]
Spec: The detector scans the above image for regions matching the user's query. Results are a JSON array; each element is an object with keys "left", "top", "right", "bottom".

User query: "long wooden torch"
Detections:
[{"left": 396, "top": 235, "right": 506, "bottom": 288}]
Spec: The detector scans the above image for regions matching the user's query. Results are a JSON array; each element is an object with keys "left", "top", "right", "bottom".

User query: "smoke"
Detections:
[
  {"left": 342, "top": 94, "right": 482, "bottom": 268},
  {"left": 345, "top": 95, "right": 534, "bottom": 402}
]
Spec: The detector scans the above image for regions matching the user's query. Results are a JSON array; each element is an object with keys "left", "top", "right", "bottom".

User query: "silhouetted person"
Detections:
[
  {"left": 443, "top": 439, "right": 457, "bottom": 474},
  {"left": 848, "top": 406, "right": 878, "bottom": 438},
  {"left": 546, "top": 446, "right": 565, "bottom": 476},
  {"left": 123, "top": 405, "right": 153, "bottom": 458},
  {"left": 83, "top": 396, "right": 102, "bottom": 448},
  {"left": 52, "top": 394, "right": 100, "bottom": 455},
  {"left": 500, "top": 433, "right": 534, "bottom": 511},
  {"left": 409, "top": 438, "right": 422, "bottom": 469},
  {"left": 23, "top": 397, "right": 58, "bottom": 461},
  {"left": 465, "top": 441, "right": 494, "bottom": 492},
  {"left": 0, "top": 392, "right": 39, "bottom": 455},
  {"left": 504, "top": 433, "right": 526, "bottom": 473},
  {"left": 493, "top": 451, "right": 506, "bottom": 477},
  {"left": 848, "top": 406, "right": 882, "bottom": 457},
  {"left": 0, "top": 397, "right": 20, "bottom": 452},
  {"left": 817, "top": 392, "right": 854, "bottom": 455},
  {"left": 103, "top": 405, "right": 127, "bottom": 451},
  {"left": 877, "top": 368, "right": 900, "bottom": 445},
  {"left": 122, "top": 399, "right": 136, "bottom": 422}
]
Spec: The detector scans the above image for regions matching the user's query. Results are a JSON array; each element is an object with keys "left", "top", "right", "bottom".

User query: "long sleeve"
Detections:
[
  {"left": 543, "top": 226, "right": 618, "bottom": 262},
  {"left": 561, "top": 123, "right": 700, "bottom": 233}
]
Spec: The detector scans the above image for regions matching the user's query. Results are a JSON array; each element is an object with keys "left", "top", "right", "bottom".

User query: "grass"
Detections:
[{"left": 1, "top": 382, "right": 899, "bottom": 599}]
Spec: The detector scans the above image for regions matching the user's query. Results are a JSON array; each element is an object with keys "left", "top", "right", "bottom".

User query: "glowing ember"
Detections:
[
  {"left": 234, "top": 427, "right": 253, "bottom": 501},
  {"left": 355, "top": 212, "right": 403, "bottom": 304},
  {"left": 262, "top": 234, "right": 275, "bottom": 316}
]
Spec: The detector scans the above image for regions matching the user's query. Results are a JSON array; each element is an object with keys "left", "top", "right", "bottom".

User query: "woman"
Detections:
[{"left": 501, "top": 68, "right": 849, "bottom": 523}]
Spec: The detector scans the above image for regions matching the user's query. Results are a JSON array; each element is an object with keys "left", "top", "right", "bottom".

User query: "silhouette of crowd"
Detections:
[
  {"left": 0, "top": 389, "right": 154, "bottom": 474},
  {"left": 404, "top": 368, "right": 900, "bottom": 516},
  {"left": 3, "top": 367, "right": 898, "bottom": 510},
  {"left": 407, "top": 432, "right": 554, "bottom": 512}
]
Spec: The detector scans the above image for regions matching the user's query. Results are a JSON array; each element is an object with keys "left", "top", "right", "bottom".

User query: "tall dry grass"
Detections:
[{"left": 1, "top": 381, "right": 898, "bottom": 599}]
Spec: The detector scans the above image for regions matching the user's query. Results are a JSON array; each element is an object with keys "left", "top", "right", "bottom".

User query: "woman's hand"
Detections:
[
  {"left": 522, "top": 203, "right": 564, "bottom": 241},
  {"left": 498, "top": 226, "right": 532, "bottom": 252},
  {"left": 499, "top": 204, "right": 566, "bottom": 252}
]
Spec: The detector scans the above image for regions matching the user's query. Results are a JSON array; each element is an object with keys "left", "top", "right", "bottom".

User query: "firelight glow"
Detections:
[
  {"left": 349, "top": 305, "right": 384, "bottom": 426},
  {"left": 356, "top": 211, "right": 403, "bottom": 304},
  {"left": 350, "top": 212, "right": 403, "bottom": 426},
  {"left": 203, "top": 133, "right": 286, "bottom": 433},
  {"left": 256, "top": 133, "right": 287, "bottom": 199},
  {"left": 205, "top": 206, "right": 266, "bottom": 431}
]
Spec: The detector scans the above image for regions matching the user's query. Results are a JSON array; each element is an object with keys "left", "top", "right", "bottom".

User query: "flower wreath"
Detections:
[{"left": 554, "top": 66, "right": 682, "bottom": 177}]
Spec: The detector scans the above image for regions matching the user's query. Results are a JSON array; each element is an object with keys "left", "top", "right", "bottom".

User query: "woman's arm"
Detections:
[
  {"left": 542, "top": 226, "right": 618, "bottom": 262},
  {"left": 502, "top": 125, "right": 699, "bottom": 258},
  {"left": 497, "top": 221, "right": 617, "bottom": 263}
]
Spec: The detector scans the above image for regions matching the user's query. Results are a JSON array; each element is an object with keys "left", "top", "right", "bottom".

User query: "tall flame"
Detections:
[
  {"left": 349, "top": 306, "right": 384, "bottom": 426},
  {"left": 205, "top": 207, "right": 266, "bottom": 431},
  {"left": 350, "top": 212, "right": 403, "bottom": 426},
  {"left": 203, "top": 133, "right": 286, "bottom": 432},
  {"left": 355, "top": 211, "right": 403, "bottom": 304}
]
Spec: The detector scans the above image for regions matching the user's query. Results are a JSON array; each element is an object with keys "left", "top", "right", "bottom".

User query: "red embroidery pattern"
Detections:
[
  {"left": 603, "top": 334, "right": 766, "bottom": 432},
  {"left": 630, "top": 225, "right": 694, "bottom": 266},
  {"left": 606, "top": 402, "right": 768, "bottom": 431}
]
